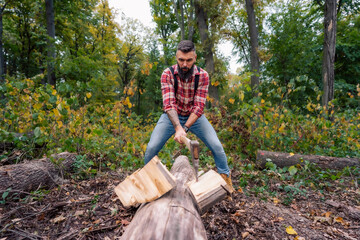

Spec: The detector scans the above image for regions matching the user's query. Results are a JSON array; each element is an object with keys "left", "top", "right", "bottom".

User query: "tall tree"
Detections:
[
  {"left": 194, "top": 0, "right": 218, "bottom": 103},
  {"left": 172, "top": 0, "right": 185, "bottom": 40},
  {"left": 316, "top": 0, "right": 360, "bottom": 108},
  {"left": 321, "top": 0, "right": 336, "bottom": 108},
  {"left": 45, "top": 0, "right": 56, "bottom": 87},
  {"left": 245, "top": 0, "right": 260, "bottom": 91},
  {"left": 186, "top": 0, "right": 195, "bottom": 40},
  {"left": 171, "top": 0, "right": 196, "bottom": 40},
  {"left": 0, "top": 1, "right": 9, "bottom": 83},
  {"left": 194, "top": 0, "right": 231, "bottom": 103}
]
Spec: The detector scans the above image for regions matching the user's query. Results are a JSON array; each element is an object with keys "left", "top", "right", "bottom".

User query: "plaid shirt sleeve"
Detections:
[
  {"left": 191, "top": 68, "right": 209, "bottom": 117},
  {"left": 161, "top": 68, "right": 177, "bottom": 113}
]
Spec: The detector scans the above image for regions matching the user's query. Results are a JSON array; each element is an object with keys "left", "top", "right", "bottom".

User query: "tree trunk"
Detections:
[
  {"left": 0, "top": 152, "right": 77, "bottom": 194},
  {"left": 120, "top": 155, "right": 207, "bottom": 240},
  {"left": 0, "top": 2, "right": 8, "bottom": 84},
  {"left": 194, "top": 0, "right": 218, "bottom": 105},
  {"left": 172, "top": 0, "right": 185, "bottom": 40},
  {"left": 245, "top": 0, "right": 260, "bottom": 92},
  {"left": 322, "top": 0, "right": 336, "bottom": 108},
  {"left": 256, "top": 150, "right": 359, "bottom": 170},
  {"left": 45, "top": 0, "right": 56, "bottom": 87},
  {"left": 187, "top": 0, "right": 195, "bottom": 41}
]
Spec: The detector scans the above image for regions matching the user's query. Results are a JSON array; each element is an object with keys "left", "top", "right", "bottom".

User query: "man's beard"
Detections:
[{"left": 178, "top": 64, "right": 194, "bottom": 81}]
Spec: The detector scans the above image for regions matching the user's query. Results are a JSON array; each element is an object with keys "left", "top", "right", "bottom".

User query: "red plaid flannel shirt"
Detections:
[{"left": 161, "top": 64, "right": 209, "bottom": 117}]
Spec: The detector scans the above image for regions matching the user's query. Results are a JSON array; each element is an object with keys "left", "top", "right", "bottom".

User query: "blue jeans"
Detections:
[{"left": 144, "top": 113, "right": 230, "bottom": 175}]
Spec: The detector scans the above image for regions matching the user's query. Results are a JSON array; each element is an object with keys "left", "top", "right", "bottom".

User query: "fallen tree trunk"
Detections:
[
  {"left": 120, "top": 155, "right": 207, "bottom": 240},
  {"left": 257, "top": 150, "right": 360, "bottom": 170},
  {"left": 0, "top": 152, "right": 77, "bottom": 194}
]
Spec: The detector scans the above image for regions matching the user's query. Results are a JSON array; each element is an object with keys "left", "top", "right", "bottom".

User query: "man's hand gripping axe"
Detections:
[{"left": 180, "top": 136, "right": 199, "bottom": 181}]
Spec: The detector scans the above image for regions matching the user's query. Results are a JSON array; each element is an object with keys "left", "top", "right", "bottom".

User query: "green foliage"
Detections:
[
  {"left": 0, "top": 78, "right": 153, "bottom": 172},
  {"left": 335, "top": 13, "right": 360, "bottom": 109},
  {"left": 217, "top": 78, "right": 360, "bottom": 160},
  {"left": 1, "top": 188, "right": 11, "bottom": 204},
  {"left": 237, "top": 158, "right": 359, "bottom": 205},
  {"left": 264, "top": 1, "right": 322, "bottom": 86}
]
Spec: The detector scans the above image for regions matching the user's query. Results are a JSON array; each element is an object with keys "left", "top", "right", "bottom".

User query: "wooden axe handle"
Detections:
[{"left": 180, "top": 135, "right": 192, "bottom": 151}]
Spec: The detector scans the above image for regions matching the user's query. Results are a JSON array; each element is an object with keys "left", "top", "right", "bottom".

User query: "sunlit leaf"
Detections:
[
  {"left": 212, "top": 81, "right": 220, "bottom": 87},
  {"left": 286, "top": 226, "right": 297, "bottom": 235},
  {"left": 288, "top": 166, "right": 298, "bottom": 176},
  {"left": 34, "top": 127, "right": 41, "bottom": 138}
]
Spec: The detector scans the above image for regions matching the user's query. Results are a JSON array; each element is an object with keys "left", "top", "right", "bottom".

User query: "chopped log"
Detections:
[
  {"left": 120, "top": 155, "right": 208, "bottom": 240},
  {"left": 114, "top": 156, "right": 176, "bottom": 207},
  {"left": 188, "top": 169, "right": 228, "bottom": 214},
  {"left": 0, "top": 152, "right": 76, "bottom": 194},
  {"left": 257, "top": 150, "right": 360, "bottom": 170}
]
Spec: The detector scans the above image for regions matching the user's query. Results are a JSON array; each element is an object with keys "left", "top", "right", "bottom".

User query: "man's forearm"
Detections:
[
  {"left": 184, "top": 113, "right": 199, "bottom": 128},
  {"left": 166, "top": 109, "right": 181, "bottom": 129}
]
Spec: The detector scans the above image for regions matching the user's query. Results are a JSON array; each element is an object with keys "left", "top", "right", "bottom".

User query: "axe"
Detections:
[{"left": 179, "top": 135, "right": 200, "bottom": 181}]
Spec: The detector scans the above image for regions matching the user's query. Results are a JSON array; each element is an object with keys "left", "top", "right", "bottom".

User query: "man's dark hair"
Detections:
[{"left": 177, "top": 40, "right": 195, "bottom": 53}]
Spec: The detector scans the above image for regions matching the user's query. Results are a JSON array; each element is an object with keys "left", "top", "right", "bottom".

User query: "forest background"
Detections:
[{"left": 0, "top": 0, "right": 359, "bottom": 192}]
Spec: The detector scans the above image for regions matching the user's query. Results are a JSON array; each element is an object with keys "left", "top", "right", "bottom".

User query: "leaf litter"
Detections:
[{"left": 0, "top": 169, "right": 359, "bottom": 240}]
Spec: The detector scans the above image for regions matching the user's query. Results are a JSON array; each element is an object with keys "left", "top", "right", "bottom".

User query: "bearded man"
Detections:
[{"left": 144, "top": 40, "right": 234, "bottom": 192}]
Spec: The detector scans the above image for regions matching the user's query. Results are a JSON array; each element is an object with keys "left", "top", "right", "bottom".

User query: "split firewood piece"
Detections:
[
  {"left": 188, "top": 169, "right": 228, "bottom": 214},
  {"left": 114, "top": 156, "right": 176, "bottom": 207}
]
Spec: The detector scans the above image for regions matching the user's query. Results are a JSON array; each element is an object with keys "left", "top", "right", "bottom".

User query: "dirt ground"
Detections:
[{"left": 1, "top": 168, "right": 359, "bottom": 240}]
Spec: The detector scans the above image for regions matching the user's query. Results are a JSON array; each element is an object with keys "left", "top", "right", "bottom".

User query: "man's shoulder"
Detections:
[
  {"left": 196, "top": 66, "right": 208, "bottom": 77},
  {"left": 162, "top": 65, "right": 177, "bottom": 74}
]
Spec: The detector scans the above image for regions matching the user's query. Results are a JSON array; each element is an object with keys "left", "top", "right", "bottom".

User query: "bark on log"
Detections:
[
  {"left": 120, "top": 155, "right": 207, "bottom": 240},
  {"left": 0, "top": 152, "right": 77, "bottom": 194},
  {"left": 257, "top": 150, "right": 360, "bottom": 170}
]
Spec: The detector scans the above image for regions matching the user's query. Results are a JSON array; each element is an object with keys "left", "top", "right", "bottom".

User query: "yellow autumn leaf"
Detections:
[
  {"left": 306, "top": 102, "right": 313, "bottom": 112},
  {"left": 52, "top": 89, "right": 57, "bottom": 95},
  {"left": 239, "top": 91, "right": 244, "bottom": 101},
  {"left": 141, "top": 144, "right": 147, "bottom": 152},
  {"left": 212, "top": 81, "right": 220, "bottom": 87},
  {"left": 323, "top": 211, "right": 332, "bottom": 218},
  {"left": 261, "top": 99, "right": 265, "bottom": 104},
  {"left": 286, "top": 226, "right": 297, "bottom": 235},
  {"left": 278, "top": 123, "right": 286, "bottom": 133},
  {"left": 33, "top": 103, "right": 43, "bottom": 110},
  {"left": 289, "top": 153, "right": 294, "bottom": 156},
  {"left": 53, "top": 108, "right": 61, "bottom": 117},
  {"left": 127, "top": 88, "right": 134, "bottom": 96},
  {"left": 86, "top": 92, "right": 92, "bottom": 99},
  {"left": 229, "top": 98, "right": 235, "bottom": 104},
  {"left": 124, "top": 97, "right": 130, "bottom": 105},
  {"left": 57, "top": 121, "right": 63, "bottom": 128},
  {"left": 334, "top": 216, "right": 344, "bottom": 223}
]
